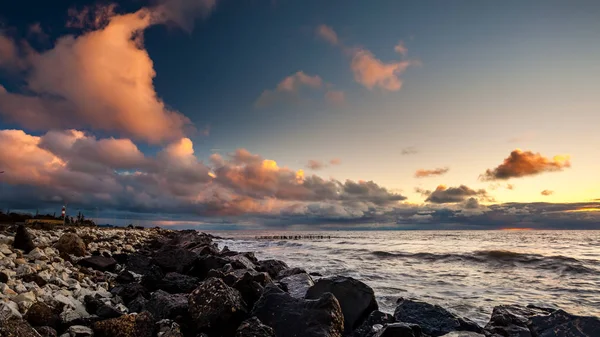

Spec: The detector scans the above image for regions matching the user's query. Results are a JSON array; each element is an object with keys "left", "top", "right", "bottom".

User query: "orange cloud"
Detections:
[
  {"left": 325, "top": 90, "right": 345, "bottom": 105},
  {"left": 394, "top": 41, "right": 408, "bottom": 56},
  {"left": 306, "top": 160, "right": 326, "bottom": 170},
  {"left": 350, "top": 48, "right": 412, "bottom": 91},
  {"left": 415, "top": 167, "right": 449, "bottom": 178},
  {"left": 541, "top": 190, "right": 554, "bottom": 196},
  {"left": 255, "top": 71, "right": 323, "bottom": 107},
  {"left": 315, "top": 24, "right": 339, "bottom": 45},
  {"left": 481, "top": 149, "right": 571, "bottom": 181},
  {"left": 329, "top": 158, "right": 341, "bottom": 165}
]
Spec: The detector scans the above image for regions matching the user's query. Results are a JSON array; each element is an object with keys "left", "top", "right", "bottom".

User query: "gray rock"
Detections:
[
  {"left": 484, "top": 304, "right": 552, "bottom": 337},
  {"left": 373, "top": 323, "right": 422, "bottom": 337},
  {"left": 236, "top": 317, "right": 275, "bottom": 337},
  {"left": 55, "top": 234, "right": 86, "bottom": 257},
  {"left": 68, "top": 325, "right": 94, "bottom": 337},
  {"left": 146, "top": 290, "right": 188, "bottom": 321},
  {"left": 280, "top": 272, "right": 314, "bottom": 298}
]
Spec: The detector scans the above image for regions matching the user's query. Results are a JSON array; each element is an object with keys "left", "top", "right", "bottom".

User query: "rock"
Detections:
[
  {"left": 28, "top": 247, "right": 48, "bottom": 261},
  {"left": 372, "top": 323, "right": 422, "bottom": 337},
  {"left": 110, "top": 283, "right": 149, "bottom": 304},
  {"left": 156, "top": 272, "right": 199, "bottom": 294},
  {"left": 22, "top": 273, "right": 48, "bottom": 287},
  {"left": 394, "top": 299, "right": 482, "bottom": 337},
  {"left": 439, "top": 333, "right": 484, "bottom": 337},
  {"left": 68, "top": 325, "right": 94, "bottom": 337},
  {"left": 277, "top": 267, "right": 307, "bottom": 279},
  {"left": 1, "top": 301, "right": 22, "bottom": 320},
  {"left": 353, "top": 310, "right": 396, "bottom": 337},
  {"left": 236, "top": 317, "right": 275, "bottom": 337},
  {"left": 188, "top": 277, "right": 247, "bottom": 336},
  {"left": 0, "top": 317, "right": 41, "bottom": 337},
  {"left": 78, "top": 256, "right": 117, "bottom": 272},
  {"left": 228, "top": 254, "right": 256, "bottom": 270},
  {"left": 528, "top": 309, "right": 600, "bottom": 337},
  {"left": 141, "top": 265, "right": 165, "bottom": 291},
  {"left": 484, "top": 304, "right": 552, "bottom": 337},
  {"left": 36, "top": 326, "right": 58, "bottom": 337},
  {"left": 252, "top": 284, "right": 344, "bottom": 337},
  {"left": 153, "top": 247, "right": 196, "bottom": 274},
  {"left": 116, "top": 271, "right": 135, "bottom": 284},
  {"left": 233, "top": 272, "right": 265, "bottom": 310},
  {"left": 13, "top": 225, "right": 36, "bottom": 253},
  {"left": 84, "top": 295, "right": 122, "bottom": 319},
  {"left": 24, "top": 302, "right": 60, "bottom": 329},
  {"left": 306, "top": 276, "right": 377, "bottom": 332},
  {"left": 92, "top": 311, "right": 155, "bottom": 337},
  {"left": 146, "top": 290, "right": 188, "bottom": 321},
  {"left": 187, "top": 255, "right": 230, "bottom": 280},
  {"left": 280, "top": 273, "right": 314, "bottom": 298},
  {"left": 0, "top": 271, "right": 8, "bottom": 283},
  {"left": 55, "top": 234, "right": 86, "bottom": 257},
  {"left": 257, "top": 259, "right": 289, "bottom": 279},
  {"left": 127, "top": 295, "right": 148, "bottom": 313},
  {"left": 156, "top": 319, "right": 183, "bottom": 337},
  {"left": 122, "top": 254, "right": 154, "bottom": 275}
]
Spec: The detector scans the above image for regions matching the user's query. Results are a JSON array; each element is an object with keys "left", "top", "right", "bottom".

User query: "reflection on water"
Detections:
[{"left": 211, "top": 230, "right": 600, "bottom": 325}]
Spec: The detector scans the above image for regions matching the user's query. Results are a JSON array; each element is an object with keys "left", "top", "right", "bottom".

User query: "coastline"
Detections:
[{"left": 1, "top": 225, "right": 598, "bottom": 337}]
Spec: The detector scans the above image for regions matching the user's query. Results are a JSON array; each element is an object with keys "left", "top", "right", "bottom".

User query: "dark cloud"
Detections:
[
  {"left": 480, "top": 149, "right": 571, "bottom": 181},
  {"left": 541, "top": 190, "right": 554, "bottom": 196},
  {"left": 414, "top": 187, "right": 431, "bottom": 196},
  {"left": 415, "top": 167, "right": 449, "bottom": 178},
  {"left": 306, "top": 160, "right": 325, "bottom": 170},
  {"left": 401, "top": 146, "right": 417, "bottom": 155},
  {"left": 424, "top": 185, "right": 488, "bottom": 204}
]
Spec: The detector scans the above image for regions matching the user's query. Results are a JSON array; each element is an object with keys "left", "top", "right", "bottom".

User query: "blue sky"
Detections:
[{"left": 0, "top": 0, "right": 599, "bottom": 228}]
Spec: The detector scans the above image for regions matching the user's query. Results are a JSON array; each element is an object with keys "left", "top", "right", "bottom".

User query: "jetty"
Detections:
[{"left": 254, "top": 235, "right": 331, "bottom": 240}]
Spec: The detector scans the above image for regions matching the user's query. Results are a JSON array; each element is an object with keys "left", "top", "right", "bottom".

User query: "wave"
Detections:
[{"left": 371, "top": 249, "right": 597, "bottom": 274}]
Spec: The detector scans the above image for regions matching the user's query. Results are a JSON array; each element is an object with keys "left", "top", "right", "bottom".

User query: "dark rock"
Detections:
[
  {"left": 0, "top": 317, "right": 41, "bottom": 337},
  {"left": 78, "top": 256, "right": 117, "bottom": 272},
  {"left": 236, "top": 317, "right": 275, "bottom": 337},
  {"left": 24, "top": 302, "right": 60, "bottom": 329},
  {"left": 310, "top": 272, "right": 323, "bottom": 277},
  {"left": 394, "top": 298, "right": 482, "bottom": 337},
  {"left": 484, "top": 304, "right": 552, "bottom": 337},
  {"left": 146, "top": 290, "right": 188, "bottom": 321},
  {"left": 188, "top": 255, "right": 230, "bottom": 280},
  {"left": 116, "top": 270, "right": 135, "bottom": 284},
  {"left": 529, "top": 309, "right": 600, "bottom": 337},
  {"left": 373, "top": 323, "right": 422, "bottom": 337},
  {"left": 92, "top": 311, "right": 155, "bottom": 337},
  {"left": 192, "top": 244, "right": 220, "bottom": 256},
  {"left": 110, "top": 283, "right": 149, "bottom": 304},
  {"left": 252, "top": 284, "right": 344, "bottom": 337},
  {"left": 157, "top": 272, "right": 200, "bottom": 294},
  {"left": 233, "top": 272, "right": 265, "bottom": 309},
  {"left": 156, "top": 319, "right": 184, "bottom": 337},
  {"left": 277, "top": 267, "right": 308, "bottom": 279},
  {"left": 84, "top": 295, "right": 122, "bottom": 319},
  {"left": 36, "top": 326, "right": 58, "bottom": 337},
  {"left": 0, "top": 271, "right": 8, "bottom": 283},
  {"left": 153, "top": 247, "right": 197, "bottom": 274},
  {"left": 438, "top": 333, "right": 484, "bottom": 337},
  {"left": 228, "top": 254, "right": 256, "bottom": 270},
  {"left": 257, "top": 259, "right": 289, "bottom": 279},
  {"left": 188, "top": 277, "right": 248, "bottom": 336},
  {"left": 280, "top": 273, "right": 314, "bottom": 298},
  {"left": 127, "top": 295, "right": 148, "bottom": 313},
  {"left": 122, "top": 254, "right": 154, "bottom": 274},
  {"left": 306, "top": 276, "right": 378, "bottom": 332},
  {"left": 243, "top": 252, "right": 259, "bottom": 264},
  {"left": 22, "top": 273, "right": 47, "bottom": 287},
  {"left": 54, "top": 233, "right": 86, "bottom": 257},
  {"left": 141, "top": 265, "right": 165, "bottom": 291},
  {"left": 13, "top": 225, "right": 35, "bottom": 253},
  {"left": 353, "top": 310, "right": 396, "bottom": 337}
]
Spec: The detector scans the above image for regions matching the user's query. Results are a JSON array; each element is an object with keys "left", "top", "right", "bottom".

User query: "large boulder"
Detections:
[
  {"left": 188, "top": 277, "right": 248, "bottom": 336},
  {"left": 54, "top": 233, "right": 86, "bottom": 257},
  {"left": 439, "top": 333, "right": 484, "bottom": 337},
  {"left": 277, "top": 267, "right": 308, "bottom": 279},
  {"left": 146, "top": 290, "right": 189, "bottom": 321},
  {"left": 373, "top": 323, "right": 422, "bottom": 337},
  {"left": 484, "top": 304, "right": 552, "bottom": 337},
  {"left": 188, "top": 255, "right": 230, "bottom": 280},
  {"left": 394, "top": 298, "right": 482, "bottom": 337},
  {"left": 84, "top": 295, "right": 122, "bottom": 319},
  {"left": 236, "top": 317, "right": 275, "bottom": 337},
  {"left": 353, "top": 310, "right": 396, "bottom": 337},
  {"left": 306, "top": 276, "right": 377, "bottom": 332},
  {"left": 78, "top": 256, "right": 117, "bottom": 272},
  {"left": 157, "top": 272, "right": 200, "bottom": 294},
  {"left": 24, "top": 302, "right": 60, "bottom": 330},
  {"left": 280, "top": 272, "right": 314, "bottom": 298},
  {"left": 233, "top": 272, "right": 265, "bottom": 310},
  {"left": 110, "top": 283, "right": 149, "bottom": 304},
  {"left": 252, "top": 284, "right": 344, "bottom": 337},
  {"left": 153, "top": 247, "right": 197, "bottom": 274},
  {"left": 13, "top": 225, "right": 35, "bottom": 253},
  {"left": 257, "top": 260, "right": 289, "bottom": 279},
  {"left": 529, "top": 309, "right": 600, "bottom": 337},
  {"left": 0, "top": 317, "right": 40, "bottom": 337},
  {"left": 92, "top": 311, "right": 155, "bottom": 337},
  {"left": 36, "top": 326, "right": 58, "bottom": 337}
]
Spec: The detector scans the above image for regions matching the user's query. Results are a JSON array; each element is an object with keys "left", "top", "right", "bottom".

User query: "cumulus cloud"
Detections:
[
  {"left": 424, "top": 185, "right": 488, "bottom": 204},
  {"left": 350, "top": 48, "right": 412, "bottom": 91},
  {"left": 480, "top": 149, "right": 571, "bottom": 181},
  {"left": 255, "top": 71, "right": 323, "bottom": 107},
  {"left": 414, "top": 167, "right": 449, "bottom": 178},
  {"left": 541, "top": 190, "right": 554, "bottom": 196},
  {"left": 315, "top": 24, "right": 339, "bottom": 46}
]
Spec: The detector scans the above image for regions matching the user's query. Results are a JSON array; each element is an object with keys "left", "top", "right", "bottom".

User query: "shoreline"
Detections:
[{"left": 1, "top": 225, "right": 598, "bottom": 337}]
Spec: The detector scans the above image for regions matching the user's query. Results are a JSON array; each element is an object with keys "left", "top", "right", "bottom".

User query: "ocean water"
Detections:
[{"left": 211, "top": 230, "right": 600, "bottom": 325}]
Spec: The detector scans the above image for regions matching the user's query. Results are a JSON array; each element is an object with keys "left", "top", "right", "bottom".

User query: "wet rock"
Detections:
[
  {"left": 68, "top": 325, "right": 94, "bottom": 337},
  {"left": 188, "top": 255, "right": 230, "bottom": 280},
  {"left": 36, "top": 326, "right": 58, "bottom": 337},
  {"left": 116, "top": 271, "right": 135, "bottom": 284},
  {"left": 54, "top": 233, "right": 86, "bottom": 257},
  {"left": 306, "top": 276, "right": 378, "bottom": 332},
  {"left": 110, "top": 283, "right": 149, "bottom": 304},
  {"left": 156, "top": 272, "right": 199, "bottom": 294},
  {"left": 127, "top": 295, "right": 148, "bottom": 313},
  {"left": 153, "top": 247, "right": 196, "bottom": 274},
  {"left": 84, "top": 295, "right": 122, "bottom": 319},
  {"left": 372, "top": 323, "right": 422, "bottom": 337},
  {"left": 228, "top": 254, "right": 256, "bottom": 270},
  {"left": 13, "top": 225, "right": 36, "bottom": 253},
  {"left": 146, "top": 290, "right": 188, "bottom": 321},
  {"left": 439, "top": 332, "right": 484, "bottom": 337},
  {"left": 394, "top": 298, "right": 482, "bottom": 337},
  {"left": 24, "top": 302, "right": 60, "bottom": 329},
  {"left": 528, "top": 309, "right": 600, "bottom": 337},
  {"left": 93, "top": 311, "right": 155, "bottom": 337},
  {"left": 252, "top": 284, "right": 344, "bottom": 337},
  {"left": 277, "top": 267, "right": 307, "bottom": 279},
  {"left": 280, "top": 272, "right": 314, "bottom": 298},
  {"left": 188, "top": 277, "right": 247, "bottom": 336},
  {"left": 257, "top": 259, "right": 289, "bottom": 279},
  {"left": 78, "top": 256, "right": 117, "bottom": 272},
  {"left": 122, "top": 254, "right": 154, "bottom": 275},
  {"left": 233, "top": 272, "right": 265, "bottom": 309},
  {"left": 484, "top": 304, "right": 551, "bottom": 337},
  {"left": 0, "top": 317, "right": 41, "bottom": 337},
  {"left": 353, "top": 310, "right": 396, "bottom": 337},
  {"left": 236, "top": 317, "right": 275, "bottom": 337}
]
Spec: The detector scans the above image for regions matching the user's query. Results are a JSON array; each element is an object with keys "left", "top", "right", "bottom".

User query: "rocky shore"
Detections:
[{"left": 0, "top": 225, "right": 598, "bottom": 337}]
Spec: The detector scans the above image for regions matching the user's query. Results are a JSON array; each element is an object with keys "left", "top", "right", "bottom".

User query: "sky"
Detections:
[{"left": 0, "top": 0, "right": 599, "bottom": 229}]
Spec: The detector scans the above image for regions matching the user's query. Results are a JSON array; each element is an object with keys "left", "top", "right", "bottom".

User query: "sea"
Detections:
[{"left": 210, "top": 230, "right": 600, "bottom": 325}]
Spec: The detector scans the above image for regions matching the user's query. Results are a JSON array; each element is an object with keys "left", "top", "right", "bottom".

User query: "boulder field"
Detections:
[{"left": 0, "top": 225, "right": 598, "bottom": 337}]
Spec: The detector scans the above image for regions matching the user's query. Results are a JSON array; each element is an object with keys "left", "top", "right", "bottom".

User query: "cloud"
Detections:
[
  {"left": 541, "top": 190, "right": 554, "bottom": 196},
  {"left": 415, "top": 167, "right": 449, "bottom": 178},
  {"left": 154, "top": 0, "right": 218, "bottom": 32},
  {"left": 315, "top": 24, "right": 339, "bottom": 46},
  {"left": 350, "top": 48, "right": 412, "bottom": 91},
  {"left": 401, "top": 146, "right": 418, "bottom": 155},
  {"left": 255, "top": 71, "right": 323, "bottom": 107},
  {"left": 424, "top": 185, "right": 488, "bottom": 204},
  {"left": 329, "top": 158, "right": 341, "bottom": 165},
  {"left": 306, "top": 160, "right": 325, "bottom": 170},
  {"left": 394, "top": 41, "right": 407, "bottom": 56},
  {"left": 414, "top": 187, "right": 431, "bottom": 196},
  {"left": 480, "top": 149, "right": 571, "bottom": 181},
  {"left": 325, "top": 90, "right": 345, "bottom": 105}
]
